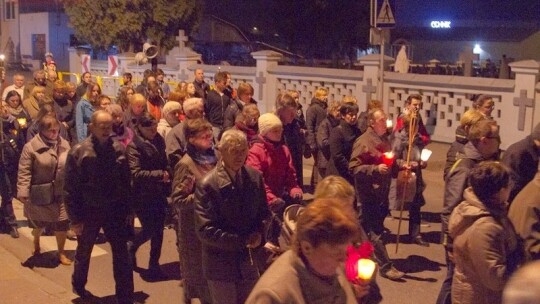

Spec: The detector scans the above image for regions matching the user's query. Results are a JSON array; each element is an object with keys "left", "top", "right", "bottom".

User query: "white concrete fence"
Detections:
[{"left": 66, "top": 47, "right": 540, "bottom": 150}]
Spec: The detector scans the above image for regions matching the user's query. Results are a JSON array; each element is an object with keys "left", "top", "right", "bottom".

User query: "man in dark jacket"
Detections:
[
  {"left": 326, "top": 102, "right": 360, "bottom": 183},
  {"left": 193, "top": 68, "right": 210, "bottom": 100},
  {"left": 502, "top": 122, "right": 540, "bottom": 203},
  {"left": 195, "top": 129, "right": 271, "bottom": 304},
  {"left": 305, "top": 88, "right": 328, "bottom": 188},
  {"left": 204, "top": 71, "right": 231, "bottom": 142},
  {"left": 350, "top": 109, "right": 404, "bottom": 281},
  {"left": 126, "top": 113, "right": 170, "bottom": 278},
  {"left": 437, "top": 119, "right": 500, "bottom": 304},
  {"left": 65, "top": 111, "right": 134, "bottom": 303}
]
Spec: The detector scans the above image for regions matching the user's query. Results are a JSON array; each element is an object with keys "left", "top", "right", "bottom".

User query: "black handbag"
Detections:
[
  {"left": 30, "top": 182, "right": 55, "bottom": 206},
  {"left": 29, "top": 146, "right": 59, "bottom": 206}
]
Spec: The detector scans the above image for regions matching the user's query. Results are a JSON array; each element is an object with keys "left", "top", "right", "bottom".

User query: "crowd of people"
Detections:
[{"left": 0, "top": 62, "right": 538, "bottom": 304}]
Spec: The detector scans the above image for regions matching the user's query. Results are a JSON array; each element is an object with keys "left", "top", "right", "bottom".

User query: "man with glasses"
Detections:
[{"left": 437, "top": 119, "right": 501, "bottom": 304}]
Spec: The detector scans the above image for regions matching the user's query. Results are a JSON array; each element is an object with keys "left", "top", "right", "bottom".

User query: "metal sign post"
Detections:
[{"left": 370, "top": 0, "right": 395, "bottom": 102}]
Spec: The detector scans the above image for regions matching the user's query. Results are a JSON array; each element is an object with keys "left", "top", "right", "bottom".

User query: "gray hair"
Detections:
[{"left": 218, "top": 129, "right": 247, "bottom": 153}]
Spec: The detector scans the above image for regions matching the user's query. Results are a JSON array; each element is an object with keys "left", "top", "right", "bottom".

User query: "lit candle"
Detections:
[
  {"left": 16, "top": 117, "right": 27, "bottom": 128},
  {"left": 382, "top": 151, "right": 395, "bottom": 166},
  {"left": 357, "top": 258, "right": 376, "bottom": 281},
  {"left": 420, "top": 149, "right": 433, "bottom": 162},
  {"left": 386, "top": 119, "right": 393, "bottom": 129}
]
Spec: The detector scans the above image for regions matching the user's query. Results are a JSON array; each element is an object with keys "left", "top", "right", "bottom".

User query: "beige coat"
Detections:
[
  {"left": 17, "top": 134, "right": 71, "bottom": 223},
  {"left": 508, "top": 171, "right": 540, "bottom": 261},
  {"left": 171, "top": 153, "right": 215, "bottom": 301},
  {"left": 246, "top": 250, "right": 358, "bottom": 304},
  {"left": 449, "top": 188, "right": 520, "bottom": 304},
  {"left": 23, "top": 96, "right": 40, "bottom": 120}
]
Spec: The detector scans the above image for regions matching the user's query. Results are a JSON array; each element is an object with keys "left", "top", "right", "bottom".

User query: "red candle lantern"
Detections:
[{"left": 382, "top": 151, "right": 395, "bottom": 167}]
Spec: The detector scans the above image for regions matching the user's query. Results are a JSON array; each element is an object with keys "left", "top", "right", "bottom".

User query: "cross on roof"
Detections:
[
  {"left": 362, "top": 78, "right": 377, "bottom": 103},
  {"left": 513, "top": 89, "right": 534, "bottom": 131},
  {"left": 255, "top": 72, "right": 266, "bottom": 100},
  {"left": 176, "top": 30, "right": 189, "bottom": 50}
]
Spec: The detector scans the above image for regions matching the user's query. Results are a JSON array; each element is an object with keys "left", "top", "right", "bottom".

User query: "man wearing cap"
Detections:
[{"left": 502, "top": 122, "right": 540, "bottom": 204}]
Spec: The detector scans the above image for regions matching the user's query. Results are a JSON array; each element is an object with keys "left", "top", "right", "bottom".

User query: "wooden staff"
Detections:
[{"left": 395, "top": 110, "right": 419, "bottom": 253}]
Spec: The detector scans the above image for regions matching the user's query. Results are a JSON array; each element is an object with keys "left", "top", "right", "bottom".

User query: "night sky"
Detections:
[{"left": 394, "top": 0, "right": 540, "bottom": 26}]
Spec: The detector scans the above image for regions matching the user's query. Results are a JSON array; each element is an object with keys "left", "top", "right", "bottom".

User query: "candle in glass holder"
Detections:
[
  {"left": 382, "top": 151, "right": 395, "bottom": 166},
  {"left": 357, "top": 258, "right": 376, "bottom": 281},
  {"left": 420, "top": 149, "right": 433, "bottom": 162},
  {"left": 386, "top": 119, "right": 393, "bottom": 129},
  {"left": 16, "top": 117, "right": 27, "bottom": 128}
]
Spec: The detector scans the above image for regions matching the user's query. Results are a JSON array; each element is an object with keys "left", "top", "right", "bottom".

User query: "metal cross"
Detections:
[{"left": 513, "top": 89, "right": 534, "bottom": 131}]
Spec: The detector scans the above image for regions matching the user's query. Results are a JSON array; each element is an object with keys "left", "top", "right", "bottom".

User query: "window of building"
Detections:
[{"left": 5, "top": 1, "right": 16, "bottom": 20}]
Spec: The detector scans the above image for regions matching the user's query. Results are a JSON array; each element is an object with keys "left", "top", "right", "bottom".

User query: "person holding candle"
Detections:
[
  {"left": 350, "top": 108, "right": 405, "bottom": 280},
  {"left": 314, "top": 175, "right": 383, "bottom": 303},
  {"left": 246, "top": 198, "right": 366, "bottom": 304},
  {"left": 3, "top": 90, "right": 31, "bottom": 137},
  {"left": 391, "top": 110, "right": 430, "bottom": 247},
  {"left": 194, "top": 129, "right": 271, "bottom": 304}
]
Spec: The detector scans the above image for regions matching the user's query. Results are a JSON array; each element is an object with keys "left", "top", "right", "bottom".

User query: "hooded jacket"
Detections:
[{"left": 449, "top": 188, "right": 521, "bottom": 304}]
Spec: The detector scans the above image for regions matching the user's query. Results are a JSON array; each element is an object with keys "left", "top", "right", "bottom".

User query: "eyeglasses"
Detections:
[{"left": 485, "top": 135, "right": 501, "bottom": 143}]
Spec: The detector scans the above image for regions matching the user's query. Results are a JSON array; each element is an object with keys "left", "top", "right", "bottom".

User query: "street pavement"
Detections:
[{"left": 0, "top": 142, "right": 450, "bottom": 303}]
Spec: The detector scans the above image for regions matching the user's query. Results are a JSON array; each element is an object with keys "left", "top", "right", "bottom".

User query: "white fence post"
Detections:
[
  {"left": 509, "top": 60, "right": 540, "bottom": 130},
  {"left": 251, "top": 50, "right": 283, "bottom": 114}
]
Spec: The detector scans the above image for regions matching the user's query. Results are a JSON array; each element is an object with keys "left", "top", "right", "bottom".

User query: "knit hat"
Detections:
[
  {"left": 162, "top": 101, "right": 181, "bottom": 117},
  {"left": 532, "top": 122, "right": 540, "bottom": 141},
  {"left": 258, "top": 113, "right": 282, "bottom": 135}
]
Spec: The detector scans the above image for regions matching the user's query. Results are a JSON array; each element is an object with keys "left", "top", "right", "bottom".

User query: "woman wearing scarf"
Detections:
[
  {"left": 126, "top": 113, "right": 170, "bottom": 278},
  {"left": 171, "top": 118, "right": 217, "bottom": 304},
  {"left": 17, "top": 115, "right": 72, "bottom": 265},
  {"left": 4, "top": 90, "right": 31, "bottom": 137}
]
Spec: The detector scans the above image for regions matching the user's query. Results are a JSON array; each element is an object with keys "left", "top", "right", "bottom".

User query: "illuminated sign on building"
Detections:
[{"left": 431, "top": 21, "right": 451, "bottom": 28}]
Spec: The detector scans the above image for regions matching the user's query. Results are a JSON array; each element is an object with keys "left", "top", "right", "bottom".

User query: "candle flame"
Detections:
[{"left": 357, "top": 259, "right": 376, "bottom": 280}]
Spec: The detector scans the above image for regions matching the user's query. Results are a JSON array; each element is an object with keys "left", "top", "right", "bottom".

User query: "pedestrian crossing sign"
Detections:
[{"left": 377, "top": 0, "right": 396, "bottom": 28}]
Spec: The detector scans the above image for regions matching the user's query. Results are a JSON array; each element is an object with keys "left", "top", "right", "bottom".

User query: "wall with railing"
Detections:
[{"left": 66, "top": 47, "right": 540, "bottom": 149}]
